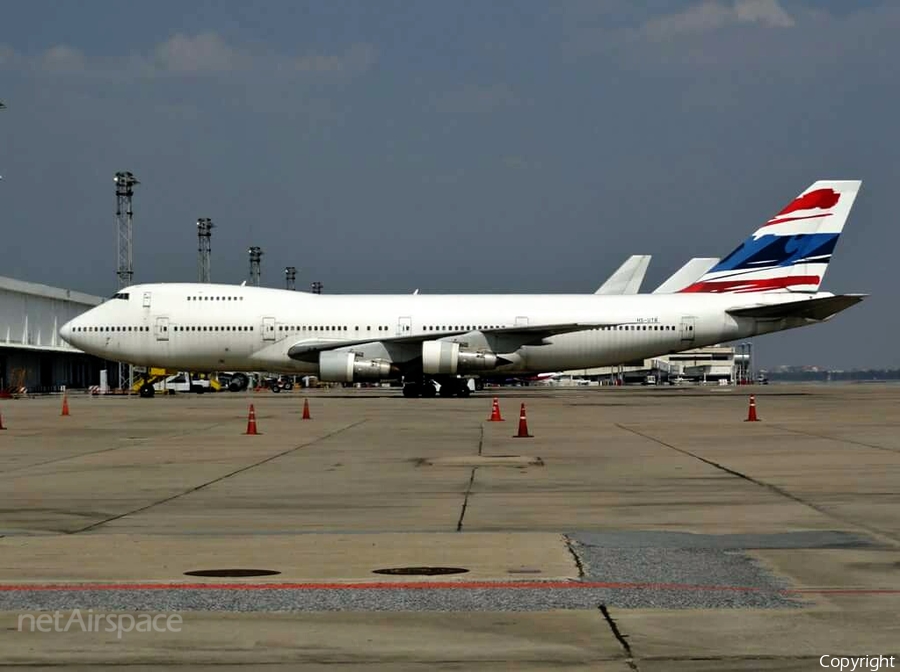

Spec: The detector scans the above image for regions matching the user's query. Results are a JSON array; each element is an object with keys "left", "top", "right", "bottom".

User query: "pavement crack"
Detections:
[
  {"left": 67, "top": 420, "right": 368, "bottom": 535},
  {"left": 616, "top": 423, "right": 900, "bottom": 545},
  {"left": 563, "top": 534, "right": 586, "bottom": 578},
  {"left": 456, "top": 467, "right": 477, "bottom": 532},
  {"left": 599, "top": 603, "right": 638, "bottom": 671},
  {"left": 769, "top": 424, "right": 900, "bottom": 455},
  {"left": 0, "top": 421, "right": 229, "bottom": 475},
  {"left": 478, "top": 424, "right": 484, "bottom": 456}
]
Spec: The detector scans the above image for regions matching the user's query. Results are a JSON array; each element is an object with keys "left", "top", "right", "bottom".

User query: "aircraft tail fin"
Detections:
[
  {"left": 595, "top": 255, "right": 651, "bottom": 295},
  {"left": 680, "top": 180, "right": 861, "bottom": 294},
  {"left": 653, "top": 257, "right": 719, "bottom": 294}
]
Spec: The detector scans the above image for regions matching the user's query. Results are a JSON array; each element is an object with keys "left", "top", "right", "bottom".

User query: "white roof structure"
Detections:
[{"left": 0, "top": 275, "right": 103, "bottom": 352}]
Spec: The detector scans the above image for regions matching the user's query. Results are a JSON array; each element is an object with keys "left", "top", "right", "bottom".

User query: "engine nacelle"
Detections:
[
  {"left": 318, "top": 351, "right": 392, "bottom": 383},
  {"left": 457, "top": 351, "right": 498, "bottom": 371},
  {"left": 422, "top": 341, "right": 498, "bottom": 374},
  {"left": 422, "top": 341, "right": 460, "bottom": 374}
]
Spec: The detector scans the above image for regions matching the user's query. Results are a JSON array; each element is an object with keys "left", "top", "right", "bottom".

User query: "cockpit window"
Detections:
[{"left": 110, "top": 292, "right": 130, "bottom": 300}]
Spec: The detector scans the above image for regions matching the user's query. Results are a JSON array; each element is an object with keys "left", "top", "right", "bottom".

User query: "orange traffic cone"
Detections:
[
  {"left": 513, "top": 403, "right": 533, "bottom": 438},
  {"left": 302, "top": 398, "right": 311, "bottom": 420},
  {"left": 0, "top": 409, "right": 6, "bottom": 430},
  {"left": 245, "top": 404, "right": 260, "bottom": 435},
  {"left": 61, "top": 393, "right": 70, "bottom": 417},
  {"left": 487, "top": 397, "right": 504, "bottom": 422},
  {"left": 745, "top": 394, "right": 759, "bottom": 422}
]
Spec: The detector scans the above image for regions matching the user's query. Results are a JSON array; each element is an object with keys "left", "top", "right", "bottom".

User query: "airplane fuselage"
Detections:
[{"left": 60, "top": 282, "right": 818, "bottom": 376}]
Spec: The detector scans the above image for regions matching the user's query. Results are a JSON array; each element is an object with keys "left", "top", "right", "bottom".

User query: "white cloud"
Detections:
[
  {"left": 735, "top": 0, "right": 794, "bottom": 28},
  {"left": 0, "top": 34, "right": 377, "bottom": 79},
  {"left": 0, "top": 44, "right": 22, "bottom": 68},
  {"left": 643, "top": 0, "right": 794, "bottom": 40},
  {"left": 294, "top": 43, "right": 377, "bottom": 75},
  {"left": 40, "top": 45, "right": 87, "bottom": 73},
  {"left": 152, "top": 33, "right": 249, "bottom": 74}
]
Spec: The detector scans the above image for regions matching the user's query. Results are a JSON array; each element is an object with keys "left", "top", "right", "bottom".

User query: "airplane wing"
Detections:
[
  {"left": 595, "top": 255, "right": 651, "bottom": 295},
  {"left": 653, "top": 258, "right": 719, "bottom": 294},
  {"left": 286, "top": 321, "right": 616, "bottom": 361},
  {"left": 727, "top": 294, "right": 867, "bottom": 321}
]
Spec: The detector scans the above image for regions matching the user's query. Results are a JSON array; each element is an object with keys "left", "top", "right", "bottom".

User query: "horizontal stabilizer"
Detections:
[{"left": 727, "top": 294, "right": 867, "bottom": 321}]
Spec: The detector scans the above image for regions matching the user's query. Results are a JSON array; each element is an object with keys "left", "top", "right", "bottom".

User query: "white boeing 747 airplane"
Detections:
[{"left": 61, "top": 180, "right": 866, "bottom": 398}]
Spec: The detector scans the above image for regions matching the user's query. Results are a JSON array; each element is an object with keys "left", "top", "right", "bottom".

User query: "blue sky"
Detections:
[{"left": 1, "top": 1, "right": 898, "bottom": 368}]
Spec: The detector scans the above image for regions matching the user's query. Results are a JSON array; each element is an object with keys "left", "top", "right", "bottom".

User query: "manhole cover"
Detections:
[
  {"left": 183, "top": 569, "right": 281, "bottom": 578},
  {"left": 372, "top": 567, "right": 469, "bottom": 576}
]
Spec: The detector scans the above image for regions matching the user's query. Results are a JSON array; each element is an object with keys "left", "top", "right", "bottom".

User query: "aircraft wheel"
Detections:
[
  {"left": 457, "top": 386, "right": 471, "bottom": 398},
  {"left": 421, "top": 381, "right": 437, "bottom": 398},
  {"left": 402, "top": 383, "right": 420, "bottom": 398},
  {"left": 139, "top": 383, "right": 155, "bottom": 398}
]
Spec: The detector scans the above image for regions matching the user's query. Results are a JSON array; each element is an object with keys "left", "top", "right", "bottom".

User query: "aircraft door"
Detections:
[
  {"left": 515, "top": 316, "right": 529, "bottom": 327},
  {"left": 262, "top": 317, "right": 276, "bottom": 341},
  {"left": 155, "top": 317, "right": 169, "bottom": 341},
  {"left": 680, "top": 316, "right": 696, "bottom": 343},
  {"left": 397, "top": 316, "right": 412, "bottom": 336},
  {"left": 142, "top": 292, "right": 152, "bottom": 308}
]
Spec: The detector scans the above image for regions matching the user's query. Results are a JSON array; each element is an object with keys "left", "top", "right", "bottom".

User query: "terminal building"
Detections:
[
  {"left": 554, "top": 345, "right": 748, "bottom": 385},
  {"left": 0, "top": 276, "right": 108, "bottom": 393}
]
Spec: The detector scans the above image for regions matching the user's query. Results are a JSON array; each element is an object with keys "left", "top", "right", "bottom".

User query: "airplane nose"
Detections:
[{"left": 60, "top": 320, "right": 74, "bottom": 344}]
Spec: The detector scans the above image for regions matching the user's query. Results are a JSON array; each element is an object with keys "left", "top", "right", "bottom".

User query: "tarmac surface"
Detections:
[{"left": 1, "top": 383, "right": 899, "bottom": 669}]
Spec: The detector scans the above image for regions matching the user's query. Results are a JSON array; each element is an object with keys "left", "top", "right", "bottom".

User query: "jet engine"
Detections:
[
  {"left": 318, "top": 351, "right": 392, "bottom": 383},
  {"left": 422, "top": 341, "right": 497, "bottom": 374}
]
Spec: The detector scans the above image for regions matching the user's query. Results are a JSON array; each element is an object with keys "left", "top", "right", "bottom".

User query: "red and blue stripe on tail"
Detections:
[{"left": 680, "top": 180, "right": 861, "bottom": 294}]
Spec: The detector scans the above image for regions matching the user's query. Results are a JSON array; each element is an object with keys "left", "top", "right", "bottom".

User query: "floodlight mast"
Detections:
[
  {"left": 114, "top": 171, "right": 139, "bottom": 290},
  {"left": 249, "top": 246, "right": 263, "bottom": 286},
  {"left": 0, "top": 101, "right": 6, "bottom": 179},
  {"left": 113, "top": 171, "right": 139, "bottom": 393},
  {"left": 285, "top": 266, "right": 297, "bottom": 290},
  {"left": 197, "top": 218, "right": 214, "bottom": 283}
]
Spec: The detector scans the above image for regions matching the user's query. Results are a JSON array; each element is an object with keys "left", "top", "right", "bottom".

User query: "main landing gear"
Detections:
[{"left": 402, "top": 377, "right": 472, "bottom": 398}]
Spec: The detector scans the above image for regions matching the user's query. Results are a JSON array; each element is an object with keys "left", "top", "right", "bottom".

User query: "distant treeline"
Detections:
[{"left": 764, "top": 370, "right": 900, "bottom": 382}]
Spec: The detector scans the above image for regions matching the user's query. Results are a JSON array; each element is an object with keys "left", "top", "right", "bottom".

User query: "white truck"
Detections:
[{"left": 153, "top": 373, "right": 212, "bottom": 395}]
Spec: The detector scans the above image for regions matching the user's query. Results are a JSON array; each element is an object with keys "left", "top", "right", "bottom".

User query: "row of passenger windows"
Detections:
[
  {"left": 187, "top": 296, "right": 244, "bottom": 301},
  {"left": 72, "top": 323, "right": 690, "bottom": 334},
  {"left": 172, "top": 326, "right": 252, "bottom": 332},
  {"left": 277, "top": 326, "right": 389, "bottom": 332},
  {"left": 73, "top": 326, "right": 148, "bottom": 332}
]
